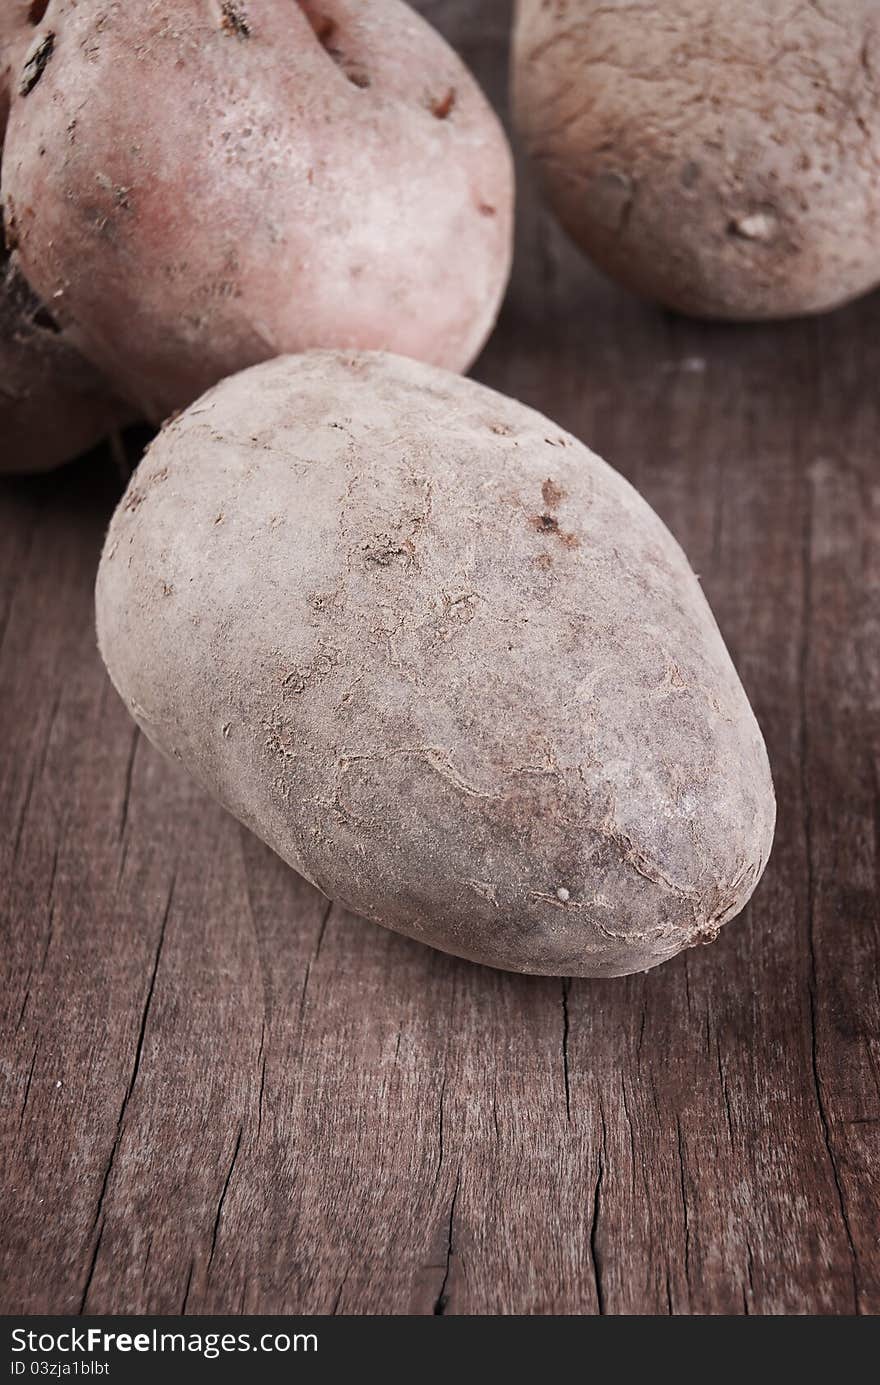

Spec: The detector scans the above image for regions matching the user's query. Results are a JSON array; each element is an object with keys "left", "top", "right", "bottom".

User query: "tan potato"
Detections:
[
  {"left": 512, "top": 0, "right": 880, "bottom": 319},
  {"left": 2, "top": 1, "right": 513, "bottom": 422},
  {"left": 96, "top": 351, "right": 775, "bottom": 978}
]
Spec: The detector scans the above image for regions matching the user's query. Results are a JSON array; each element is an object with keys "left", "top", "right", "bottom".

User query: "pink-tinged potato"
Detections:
[
  {"left": 0, "top": 242, "right": 131, "bottom": 474},
  {"left": 2, "top": 1, "right": 514, "bottom": 421},
  {"left": 0, "top": 2, "right": 38, "bottom": 132},
  {"left": 1, "top": 3, "right": 130, "bottom": 473}
]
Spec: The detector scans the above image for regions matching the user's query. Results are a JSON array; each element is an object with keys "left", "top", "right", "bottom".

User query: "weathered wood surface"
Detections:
[{"left": 1, "top": 2, "right": 877, "bottom": 1315}]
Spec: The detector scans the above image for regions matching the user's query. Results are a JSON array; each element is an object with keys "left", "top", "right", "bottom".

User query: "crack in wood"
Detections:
[
  {"left": 81, "top": 866, "right": 176, "bottom": 1311},
  {"left": 591, "top": 1098, "right": 607, "bottom": 1313},
  {"left": 331, "top": 1268, "right": 348, "bottom": 1315},
  {"left": 18, "top": 1046, "right": 38, "bottom": 1132},
  {"left": 434, "top": 1075, "right": 447, "bottom": 1186},
  {"left": 78, "top": 1219, "right": 105, "bottom": 1315},
  {"left": 16, "top": 983, "right": 32, "bottom": 1032},
  {"left": 298, "top": 897, "right": 333, "bottom": 1022},
  {"left": 561, "top": 977, "right": 572, "bottom": 1122},
  {"left": 256, "top": 1021, "right": 267, "bottom": 1137},
  {"left": 208, "top": 1125, "right": 244, "bottom": 1271},
  {"left": 118, "top": 725, "right": 140, "bottom": 843},
  {"left": 180, "top": 1258, "right": 195, "bottom": 1315},
  {"left": 675, "top": 1116, "right": 691, "bottom": 1306},
  {"left": 799, "top": 478, "right": 862, "bottom": 1315},
  {"left": 433, "top": 1170, "right": 460, "bottom": 1316}
]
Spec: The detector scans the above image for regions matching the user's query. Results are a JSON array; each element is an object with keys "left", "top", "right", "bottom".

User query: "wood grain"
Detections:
[{"left": 1, "top": 1, "right": 877, "bottom": 1315}]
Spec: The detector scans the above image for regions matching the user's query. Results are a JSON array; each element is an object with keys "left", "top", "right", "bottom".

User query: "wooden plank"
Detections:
[{"left": 1, "top": 1, "right": 877, "bottom": 1315}]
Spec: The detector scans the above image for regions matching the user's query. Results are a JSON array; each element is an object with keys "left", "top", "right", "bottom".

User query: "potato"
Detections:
[
  {"left": 2, "top": 1, "right": 514, "bottom": 422},
  {"left": 0, "top": 239, "right": 133, "bottom": 474},
  {"left": 1, "top": 4, "right": 130, "bottom": 473},
  {"left": 0, "top": 2, "right": 36, "bottom": 132},
  {"left": 512, "top": 0, "right": 880, "bottom": 319},
  {"left": 96, "top": 351, "right": 775, "bottom": 978}
]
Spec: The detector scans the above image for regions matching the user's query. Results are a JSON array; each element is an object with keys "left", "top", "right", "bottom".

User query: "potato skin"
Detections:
[
  {"left": 0, "top": 242, "right": 132, "bottom": 474},
  {"left": 1, "top": 5, "right": 130, "bottom": 473},
  {"left": 96, "top": 351, "right": 774, "bottom": 978},
  {"left": 512, "top": 0, "right": 880, "bottom": 319},
  {"left": 3, "top": 1, "right": 513, "bottom": 421},
  {"left": 0, "top": 2, "right": 34, "bottom": 132}
]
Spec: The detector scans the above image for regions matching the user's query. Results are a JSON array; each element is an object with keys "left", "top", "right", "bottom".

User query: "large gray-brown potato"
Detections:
[
  {"left": 96, "top": 351, "right": 775, "bottom": 977},
  {"left": 2, "top": 0, "right": 514, "bottom": 422},
  {"left": 512, "top": 0, "right": 880, "bottom": 319}
]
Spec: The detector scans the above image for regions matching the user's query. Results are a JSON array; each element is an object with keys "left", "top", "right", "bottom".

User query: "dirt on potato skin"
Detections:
[
  {"left": 95, "top": 351, "right": 776, "bottom": 979},
  {"left": 0, "top": 3, "right": 32, "bottom": 132},
  {"left": 512, "top": 0, "right": 880, "bottom": 319}
]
